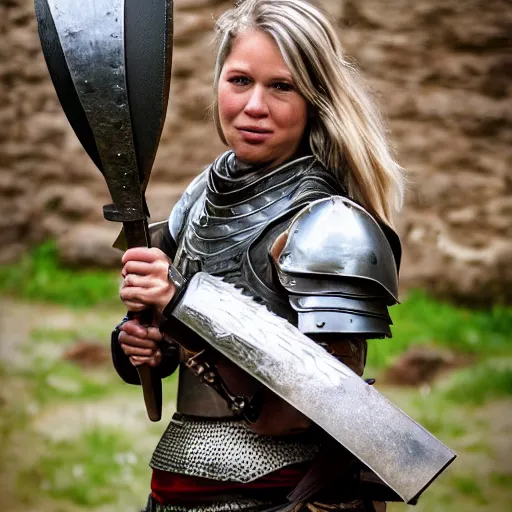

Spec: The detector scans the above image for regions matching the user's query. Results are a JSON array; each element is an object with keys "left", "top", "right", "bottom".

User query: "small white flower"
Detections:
[{"left": 72, "top": 464, "right": 85, "bottom": 479}]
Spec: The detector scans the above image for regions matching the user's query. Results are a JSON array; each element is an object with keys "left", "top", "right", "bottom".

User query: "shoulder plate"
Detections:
[
  {"left": 276, "top": 196, "right": 399, "bottom": 305},
  {"left": 167, "top": 169, "right": 208, "bottom": 243}
]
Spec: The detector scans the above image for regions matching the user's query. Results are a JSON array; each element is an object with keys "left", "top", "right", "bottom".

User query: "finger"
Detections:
[
  {"left": 148, "top": 350, "right": 163, "bottom": 367},
  {"left": 122, "top": 260, "right": 155, "bottom": 277},
  {"left": 120, "top": 344, "right": 156, "bottom": 357},
  {"left": 130, "top": 355, "right": 159, "bottom": 367},
  {"left": 129, "top": 355, "right": 146, "bottom": 366},
  {"left": 146, "top": 326, "right": 164, "bottom": 342},
  {"left": 120, "top": 320, "right": 147, "bottom": 337},
  {"left": 121, "top": 300, "right": 147, "bottom": 313},
  {"left": 118, "top": 332, "right": 157, "bottom": 349},
  {"left": 120, "top": 287, "right": 151, "bottom": 305},
  {"left": 122, "top": 247, "right": 168, "bottom": 265},
  {"left": 124, "top": 273, "right": 154, "bottom": 288},
  {"left": 132, "top": 350, "right": 163, "bottom": 367}
]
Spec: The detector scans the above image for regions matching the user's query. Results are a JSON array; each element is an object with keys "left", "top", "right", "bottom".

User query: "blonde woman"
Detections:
[{"left": 113, "top": 1, "right": 404, "bottom": 511}]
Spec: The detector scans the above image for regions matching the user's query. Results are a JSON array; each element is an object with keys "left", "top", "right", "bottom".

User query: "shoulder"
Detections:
[{"left": 274, "top": 196, "right": 401, "bottom": 338}]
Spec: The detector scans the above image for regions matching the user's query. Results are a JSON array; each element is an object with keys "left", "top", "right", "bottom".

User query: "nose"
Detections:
[{"left": 244, "top": 85, "right": 269, "bottom": 118}]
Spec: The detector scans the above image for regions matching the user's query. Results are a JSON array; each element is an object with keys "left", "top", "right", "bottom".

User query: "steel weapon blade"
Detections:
[{"left": 172, "top": 273, "right": 456, "bottom": 504}]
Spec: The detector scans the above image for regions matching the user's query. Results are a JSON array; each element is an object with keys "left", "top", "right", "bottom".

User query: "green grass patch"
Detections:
[
  {"left": 0, "top": 241, "right": 120, "bottom": 307},
  {"left": 442, "top": 362, "right": 512, "bottom": 406},
  {"left": 408, "top": 394, "right": 468, "bottom": 439},
  {"left": 30, "top": 327, "right": 83, "bottom": 345},
  {"left": 30, "top": 323, "right": 118, "bottom": 346},
  {"left": 368, "top": 290, "right": 512, "bottom": 369},
  {"left": 490, "top": 472, "right": 512, "bottom": 488},
  {"left": 20, "top": 358, "right": 112, "bottom": 405},
  {"left": 19, "top": 428, "right": 149, "bottom": 507},
  {"left": 450, "top": 475, "right": 488, "bottom": 504}
]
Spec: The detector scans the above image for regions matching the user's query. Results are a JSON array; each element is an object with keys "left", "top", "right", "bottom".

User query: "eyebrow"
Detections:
[{"left": 224, "top": 66, "right": 294, "bottom": 82}]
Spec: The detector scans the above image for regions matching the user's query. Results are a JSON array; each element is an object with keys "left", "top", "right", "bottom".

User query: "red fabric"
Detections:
[{"left": 151, "top": 464, "right": 308, "bottom": 504}]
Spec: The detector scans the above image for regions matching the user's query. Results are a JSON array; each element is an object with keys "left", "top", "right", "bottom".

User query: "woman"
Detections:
[{"left": 112, "top": 1, "right": 404, "bottom": 511}]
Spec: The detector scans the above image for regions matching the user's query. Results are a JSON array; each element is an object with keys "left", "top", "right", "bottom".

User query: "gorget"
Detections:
[{"left": 172, "top": 151, "right": 344, "bottom": 318}]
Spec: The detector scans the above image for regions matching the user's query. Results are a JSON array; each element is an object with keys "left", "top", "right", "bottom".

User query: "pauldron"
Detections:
[{"left": 275, "top": 196, "right": 400, "bottom": 339}]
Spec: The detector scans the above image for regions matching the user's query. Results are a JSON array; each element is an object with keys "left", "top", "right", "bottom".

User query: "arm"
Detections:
[{"left": 112, "top": 170, "right": 209, "bottom": 384}]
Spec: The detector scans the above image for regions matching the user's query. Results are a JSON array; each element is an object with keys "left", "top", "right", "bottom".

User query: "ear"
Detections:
[{"left": 270, "top": 230, "right": 289, "bottom": 264}]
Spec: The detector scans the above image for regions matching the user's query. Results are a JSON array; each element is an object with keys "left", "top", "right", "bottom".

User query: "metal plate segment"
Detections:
[
  {"left": 46, "top": 0, "right": 144, "bottom": 216},
  {"left": 277, "top": 197, "right": 399, "bottom": 303},
  {"left": 172, "top": 273, "right": 456, "bottom": 503}
]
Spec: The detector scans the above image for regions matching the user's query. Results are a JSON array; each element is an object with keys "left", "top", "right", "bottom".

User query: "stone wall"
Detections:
[{"left": 1, "top": 0, "right": 511, "bottom": 302}]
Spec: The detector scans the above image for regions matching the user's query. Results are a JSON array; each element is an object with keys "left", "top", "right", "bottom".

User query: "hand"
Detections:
[
  {"left": 118, "top": 318, "right": 163, "bottom": 367},
  {"left": 119, "top": 247, "right": 176, "bottom": 314}
]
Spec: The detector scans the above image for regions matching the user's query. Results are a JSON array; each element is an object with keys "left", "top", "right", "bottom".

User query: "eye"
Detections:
[
  {"left": 272, "top": 81, "right": 295, "bottom": 92},
  {"left": 228, "top": 75, "right": 252, "bottom": 86}
]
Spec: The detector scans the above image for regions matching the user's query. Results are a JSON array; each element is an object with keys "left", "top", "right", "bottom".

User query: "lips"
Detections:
[
  {"left": 236, "top": 126, "right": 273, "bottom": 144},
  {"left": 237, "top": 126, "right": 272, "bottom": 134}
]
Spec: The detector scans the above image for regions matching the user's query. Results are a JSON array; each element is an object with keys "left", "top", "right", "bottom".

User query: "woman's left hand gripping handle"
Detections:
[{"left": 119, "top": 248, "right": 177, "bottom": 421}]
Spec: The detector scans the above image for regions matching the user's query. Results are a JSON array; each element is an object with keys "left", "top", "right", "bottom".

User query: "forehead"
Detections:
[{"left": 223, "top": 29, "right": 292, "bottom": 77}]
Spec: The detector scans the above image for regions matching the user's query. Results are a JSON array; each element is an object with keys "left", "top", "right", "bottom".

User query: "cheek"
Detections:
[
  {"left": 218, "top": 86, "right": 242, "bottom": 125},
  {"left": 279, "top": 99, "right": 308, "bottom": 136}
]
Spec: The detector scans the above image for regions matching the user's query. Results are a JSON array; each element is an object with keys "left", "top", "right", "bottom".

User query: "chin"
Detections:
[{"left": 233, "top": 148, "right": 272, "bottom": 166}]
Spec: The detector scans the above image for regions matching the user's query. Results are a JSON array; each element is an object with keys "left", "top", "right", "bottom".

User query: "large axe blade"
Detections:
[{"left": 34, "top": 0, "right": 174, "bottom": 422}]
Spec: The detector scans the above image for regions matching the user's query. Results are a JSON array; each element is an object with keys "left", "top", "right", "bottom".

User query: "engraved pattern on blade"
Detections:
[
  {"left": 150, "top": 416, "right": 318, "bottom": 482},
  {"left": 172, "top": 273, "right": 456, "bottom": 503},
  {"left": 278, "top": 197, "right": 399, "bottom": 303},
  {"left": 47, "top": 0, "right": 144, "bottom": 218}
]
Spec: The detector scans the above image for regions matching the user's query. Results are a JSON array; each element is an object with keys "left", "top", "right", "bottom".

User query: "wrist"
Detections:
[{"left": 159, "top": 263, "right": 188, "bottom": 331}]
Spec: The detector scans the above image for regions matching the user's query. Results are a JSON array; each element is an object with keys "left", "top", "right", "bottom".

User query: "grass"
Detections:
[
  {"left": 451, "top": 475, "right": 488, "bottom": 504},
  {"left": 0, "top": 241, "right": 120, "bottom": 308},
  {"left": 19, "top": 358, "right": 111, "bottom": 405},
  {"left": 384, "top": 385, "right": 511, "bottom": 512},
  {"left": 368, "top": 290, "right": 512, "bottom": 369},
  {"left": 442, "top": 361, "right": 512, "bottom": 406},
  {"left": 19, "top": 428, "right": 150, "bottom": 508}
]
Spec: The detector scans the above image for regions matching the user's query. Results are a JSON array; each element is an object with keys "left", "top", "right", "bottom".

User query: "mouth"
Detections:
[{"left": 237, "top": 126, "right": 273, "bottom": 134}]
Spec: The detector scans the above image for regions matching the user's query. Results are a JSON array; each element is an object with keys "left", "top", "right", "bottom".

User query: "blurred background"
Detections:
[{"left": 0, "top": 0, "right": 510, "bottom": 511}]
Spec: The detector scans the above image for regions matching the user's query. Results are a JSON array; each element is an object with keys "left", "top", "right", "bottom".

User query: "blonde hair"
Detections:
[{"left": 212, "top": 0, "right": 405, "bottom": 227}]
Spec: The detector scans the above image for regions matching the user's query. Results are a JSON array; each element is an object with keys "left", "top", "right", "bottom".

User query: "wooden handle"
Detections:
[
  {"left": 128, "top": 308, "right": 162, "bottom": 421},
  {"left": 136, "top": 364, "right": 162, "bottom": 422}
]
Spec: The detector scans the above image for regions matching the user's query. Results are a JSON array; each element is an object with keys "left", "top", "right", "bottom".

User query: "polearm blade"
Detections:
[
  {"left": 172, "top": 273, "right": 456, "bottom": 504},
  {"left": 35, "top": 0, "right": 174, "bottom": 422},
  {"left": 42, "top": 0, "right": 146, "bottom": 222}
]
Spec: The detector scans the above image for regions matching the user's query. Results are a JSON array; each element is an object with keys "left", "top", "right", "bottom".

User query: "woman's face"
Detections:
[{"left": 218, "top": 29, "right": 308, "bottom": 168}]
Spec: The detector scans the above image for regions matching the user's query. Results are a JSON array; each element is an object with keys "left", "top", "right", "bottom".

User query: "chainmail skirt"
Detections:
[{"left": 141, "top": 494, "right": 369, "bottom": 512}]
